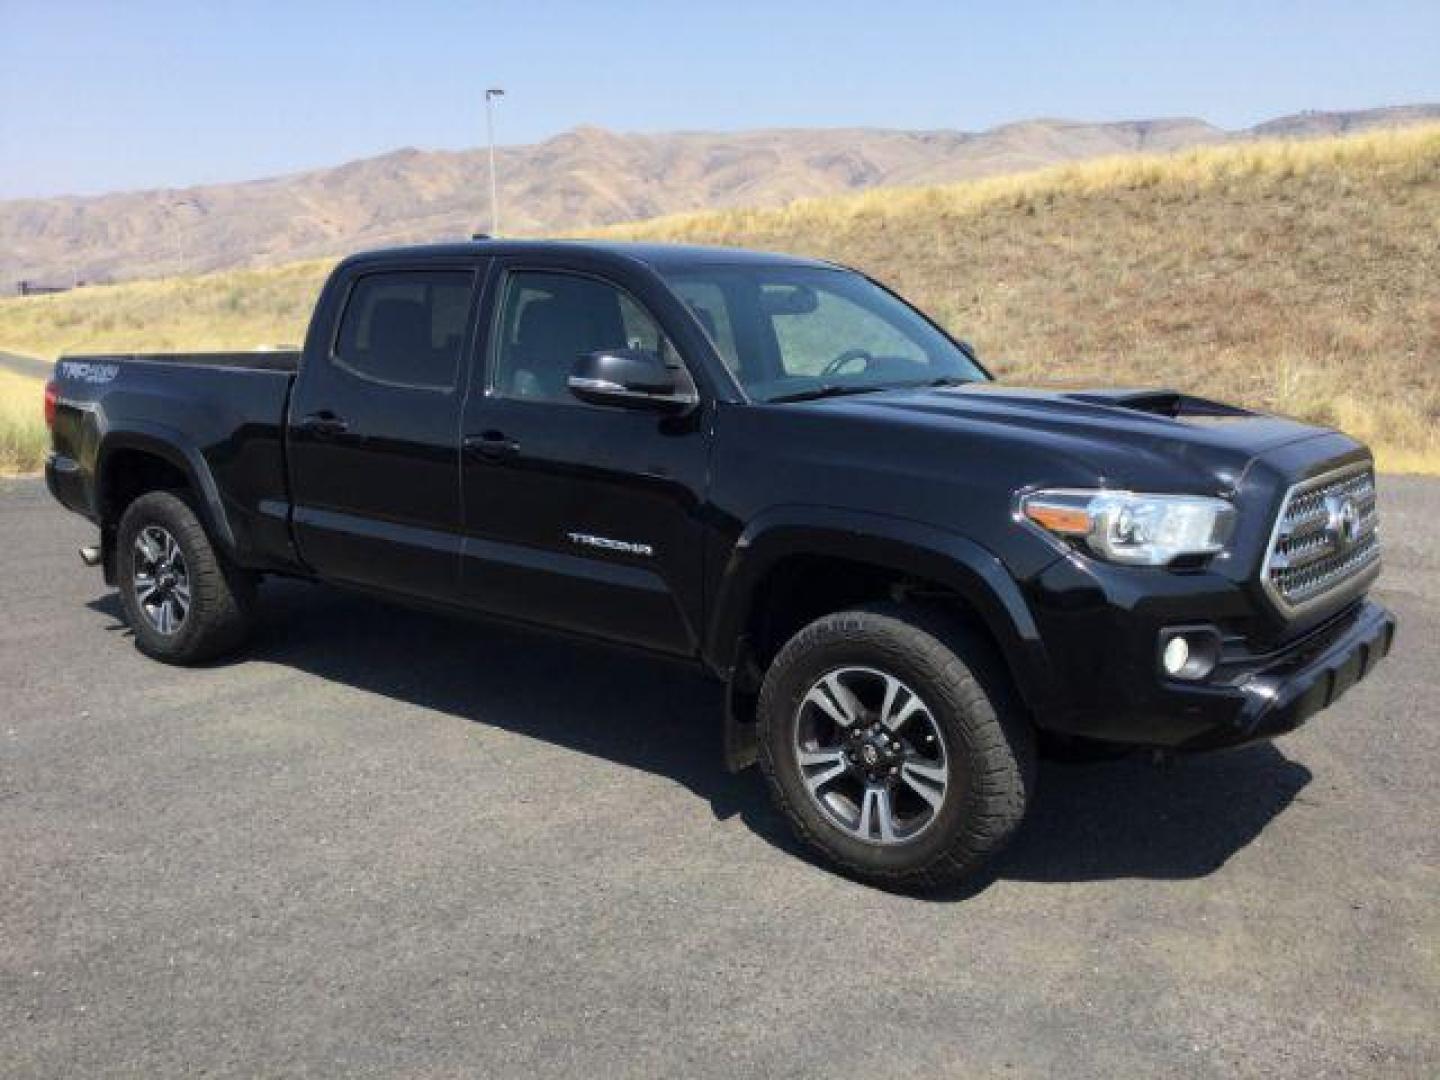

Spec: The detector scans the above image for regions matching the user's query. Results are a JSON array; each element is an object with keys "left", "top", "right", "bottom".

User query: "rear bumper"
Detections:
[{"left": 45, "top": 452, "right": 93, "bottom": 520}]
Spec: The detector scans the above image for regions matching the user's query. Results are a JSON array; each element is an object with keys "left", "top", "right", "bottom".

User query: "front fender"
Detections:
[{"left": 704, "top": 504, "right": 1060, "bottom": 715}]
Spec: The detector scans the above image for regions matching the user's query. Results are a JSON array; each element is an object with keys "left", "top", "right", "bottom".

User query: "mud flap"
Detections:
[{"left": 723, "top": 676, "right": 758, "bottom": 773}]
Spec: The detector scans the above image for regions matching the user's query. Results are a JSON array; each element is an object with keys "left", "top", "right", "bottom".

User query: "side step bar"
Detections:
[{"left": 78, "top": 545, "right": 102, "bottom": 567}]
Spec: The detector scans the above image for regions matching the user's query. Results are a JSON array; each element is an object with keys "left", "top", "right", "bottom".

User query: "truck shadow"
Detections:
[{"left": 90, "top": 579, "right": 1312, "bottom": 898}]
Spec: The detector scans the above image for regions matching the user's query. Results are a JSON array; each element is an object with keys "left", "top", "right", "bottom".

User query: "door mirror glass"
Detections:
[{"left": 569, "top": 349, "right": 697, "bottom": 413}]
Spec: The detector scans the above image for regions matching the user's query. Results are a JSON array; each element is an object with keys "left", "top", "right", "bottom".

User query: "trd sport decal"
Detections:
[{"left": 58, "top": 361, "right": 120, "bottom": 384}]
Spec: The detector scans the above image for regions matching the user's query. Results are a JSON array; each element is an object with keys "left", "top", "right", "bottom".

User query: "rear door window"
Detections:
[{"left": 333, "top": 270, "right": 474, "bottom": 390}]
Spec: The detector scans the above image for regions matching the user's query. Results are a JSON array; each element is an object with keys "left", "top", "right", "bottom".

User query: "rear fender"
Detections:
[{"left": 95, "top": 425, "right": 239, "bottom": 560}]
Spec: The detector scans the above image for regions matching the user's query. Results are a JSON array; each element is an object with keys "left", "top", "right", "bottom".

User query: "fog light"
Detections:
[
  {"left": 1158, "top": 627, "right": 1221, "bottom": 681},
  {"left": 1162, "top": 635, "right": 1191, "bottom": 676}
]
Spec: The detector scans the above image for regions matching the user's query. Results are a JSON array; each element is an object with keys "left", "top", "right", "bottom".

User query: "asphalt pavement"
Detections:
[
  {"left": 2, "top": 476, "right": 1436, "bottom": 1078},
  {"left": 0, "top": 351, "right": 51, "bottom": 379}
]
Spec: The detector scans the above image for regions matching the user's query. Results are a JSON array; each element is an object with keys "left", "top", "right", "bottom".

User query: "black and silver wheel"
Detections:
[
  {"left": 794, "top": 667, "right": 950, "bottom": 845},
  {"left": 116, "top": 490, "right": 256, "bottom": 665},
  {"left": 758, "top": 604, "right": 1035, "bottom": 889},
  {"left": 131, "top": 524, "right": 191, "bottom": 636}
]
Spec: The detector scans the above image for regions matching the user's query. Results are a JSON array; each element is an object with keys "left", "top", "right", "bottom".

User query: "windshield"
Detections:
[{"left": 659, "top": 264, "right": 987, "bottom": 402}]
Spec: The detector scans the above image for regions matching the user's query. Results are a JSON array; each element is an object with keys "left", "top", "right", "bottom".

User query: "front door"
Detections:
[
  {"left": 288, "top": 262, "right": 481, "bottom": 602},
  {"left": 458, "top": 264, "right": 710, "bottom": 654}
]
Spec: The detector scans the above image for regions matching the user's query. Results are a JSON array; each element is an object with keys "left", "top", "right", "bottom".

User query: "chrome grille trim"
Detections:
[{"left": 1262, "top": 463, "right": 1380, "bottom": 615}]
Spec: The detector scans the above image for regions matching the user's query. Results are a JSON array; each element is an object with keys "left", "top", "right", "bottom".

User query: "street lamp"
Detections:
[{"left": 485, "top": 87, "right": 505, "bottom": 235}]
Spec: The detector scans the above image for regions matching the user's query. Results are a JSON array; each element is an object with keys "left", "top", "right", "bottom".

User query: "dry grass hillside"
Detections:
[
  {"left": 0, "top": 259, "right": 331, "bottom": 359},
  {"left": 0, "top": 368, "right": 46, "bottom": 474},
  {"left": 0, "top": 124, "right": 1436, "bottom": 473}
]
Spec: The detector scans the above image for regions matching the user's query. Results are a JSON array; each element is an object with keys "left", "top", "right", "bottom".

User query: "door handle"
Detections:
[
  {"left": 296, "top": 411, "right": 350, "bottom": 438},
  {"left": 463, "top": 431, "right": 520, "bottom": 461}
]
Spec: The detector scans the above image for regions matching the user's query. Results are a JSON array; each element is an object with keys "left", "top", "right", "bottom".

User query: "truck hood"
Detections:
[{"left": 810, "top": 382, "right": 1336, "bottom": 491}]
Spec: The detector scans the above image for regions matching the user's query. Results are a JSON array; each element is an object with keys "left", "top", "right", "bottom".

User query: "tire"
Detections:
[
  {"left": 757, "top": 604, "right": 1035, "bottom": 890},
  {"left": 116, "top": 490, "right": 256, "bottom": 665}
]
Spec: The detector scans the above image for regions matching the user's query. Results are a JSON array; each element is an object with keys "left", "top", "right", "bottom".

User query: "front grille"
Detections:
[{"left": 1263, "top": 464, "right": 1380, "bottom": 613}]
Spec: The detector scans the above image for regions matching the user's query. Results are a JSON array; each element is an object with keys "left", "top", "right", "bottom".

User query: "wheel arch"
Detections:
[
  {"left": 95, "top": 426, "right": 240, "bottom": 580},
  {"left": 707, "top": 506, "right": 1059, "bottom": 718}
]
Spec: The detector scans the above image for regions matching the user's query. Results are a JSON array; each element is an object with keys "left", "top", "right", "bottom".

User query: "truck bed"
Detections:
[{"left": 48, "top": 349, "right": 301, "bottom": 572}]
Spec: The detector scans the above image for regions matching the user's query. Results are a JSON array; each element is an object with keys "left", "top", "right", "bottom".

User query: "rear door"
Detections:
[
  {"left": 287, "top": 260, "right": 483, "bottom": 601},
  {"left": 457, "top": 259, "right": 711, "bottom": 655}
]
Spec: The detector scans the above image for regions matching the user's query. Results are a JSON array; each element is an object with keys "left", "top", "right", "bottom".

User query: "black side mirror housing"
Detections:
[{"left": 568, "top": 349, "right": 697, "bottom": 413}]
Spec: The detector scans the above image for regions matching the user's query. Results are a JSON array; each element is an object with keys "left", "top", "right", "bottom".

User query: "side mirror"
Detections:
[{"left": 568, "top": 349, "right": 697, "bottom": 414}]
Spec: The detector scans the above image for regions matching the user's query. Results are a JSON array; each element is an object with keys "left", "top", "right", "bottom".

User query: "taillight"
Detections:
[{"left": 44, "top": 380, "right": 58, "bottom": 429}]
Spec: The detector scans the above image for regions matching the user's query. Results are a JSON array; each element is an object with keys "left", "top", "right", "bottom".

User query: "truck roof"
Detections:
[{"left": 341, "top": 238, "right": 838, "bottom": 272}]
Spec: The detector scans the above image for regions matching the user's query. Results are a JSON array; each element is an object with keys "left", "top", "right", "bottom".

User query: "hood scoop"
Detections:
[{"left": 1060, "top": 388, "right": 1254, "bottom": 420}]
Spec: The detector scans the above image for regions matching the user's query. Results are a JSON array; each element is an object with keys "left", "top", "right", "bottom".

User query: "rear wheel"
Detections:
[
  {"left": 116, "top": 490, "right": 256, "bottom": 664},
  {"left": 757, "top": 605, "right": 1034, "bottom": 889}
]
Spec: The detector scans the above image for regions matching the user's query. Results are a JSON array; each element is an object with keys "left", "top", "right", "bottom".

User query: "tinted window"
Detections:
[
  {"left": 491, "top": 270, "right": 684, "bottom": 403},
  {"left": 333, "top": 271, "right": 473, "bottom": 390}
]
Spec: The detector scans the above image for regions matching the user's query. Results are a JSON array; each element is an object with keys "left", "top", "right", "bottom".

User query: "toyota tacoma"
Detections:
[{"left": 43, "top": 240, "right": 1396, "bottom": 887}]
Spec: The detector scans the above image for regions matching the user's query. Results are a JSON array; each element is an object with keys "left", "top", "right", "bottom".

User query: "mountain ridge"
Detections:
[{"left": 3, "top": 104, "right": 1436, "bottom": 290}]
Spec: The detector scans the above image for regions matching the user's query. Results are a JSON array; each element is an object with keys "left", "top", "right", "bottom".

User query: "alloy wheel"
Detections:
[
  {"left": 132, "top": 525, "right": 191, "bottom": 635},
  {"left": 792, "top": 666, "right": 950, "bottom": 845}
]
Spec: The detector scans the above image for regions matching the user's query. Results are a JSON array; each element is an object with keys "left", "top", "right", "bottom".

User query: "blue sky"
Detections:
[{"left": 2, "top": 0, "right": 1437, "bottom": 199}]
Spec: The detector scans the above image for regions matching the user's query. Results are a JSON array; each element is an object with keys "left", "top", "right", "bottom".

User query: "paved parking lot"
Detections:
[{"left": 2, "top": 476, "right": 1437, "bottom": 1078}]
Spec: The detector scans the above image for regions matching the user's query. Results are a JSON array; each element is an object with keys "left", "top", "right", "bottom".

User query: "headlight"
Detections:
[{"left": 1020, "top": 489, "right": 1236, "bottom": 566}]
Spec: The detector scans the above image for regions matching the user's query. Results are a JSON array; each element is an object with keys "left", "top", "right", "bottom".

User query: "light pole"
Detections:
[
  {"left": 171, "top": 196, "right": 202, "bottom": 276},
  {"left": 485, "top": 87, "right": 505, "bottom": 235}
]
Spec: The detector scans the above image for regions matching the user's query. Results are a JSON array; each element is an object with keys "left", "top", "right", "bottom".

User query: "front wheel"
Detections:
[
  {"left": 116, "top": 490, "right": 256, "bottom": 665},
  {"left": 757, "top": 605, "right": 1035, "bottom": 889}
]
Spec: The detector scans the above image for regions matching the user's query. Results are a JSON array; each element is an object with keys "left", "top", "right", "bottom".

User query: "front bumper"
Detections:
[
  {"left": 1182, "top": 598, "right": 1395, "bottom": 749},
  {"left": 1030, "top": 560, "right": 1397, "bottom": 751}
]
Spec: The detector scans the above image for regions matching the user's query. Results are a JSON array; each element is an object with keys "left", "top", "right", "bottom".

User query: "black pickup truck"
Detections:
[{"left": 44, "top": 239, "right": 1395, "bottom": 887}]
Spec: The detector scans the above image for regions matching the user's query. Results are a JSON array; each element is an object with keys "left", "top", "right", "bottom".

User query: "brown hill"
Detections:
[{"left": 2, "top": 105, "right": 1436, "bottom": 291}]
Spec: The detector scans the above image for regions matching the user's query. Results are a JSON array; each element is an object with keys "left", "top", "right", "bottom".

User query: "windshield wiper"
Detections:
[
  {"left": 766, "top": 376, "right": 978, "bottom": 404},
  {"left": 766, "top": 384, "right": 895, "bottom": 404}
]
